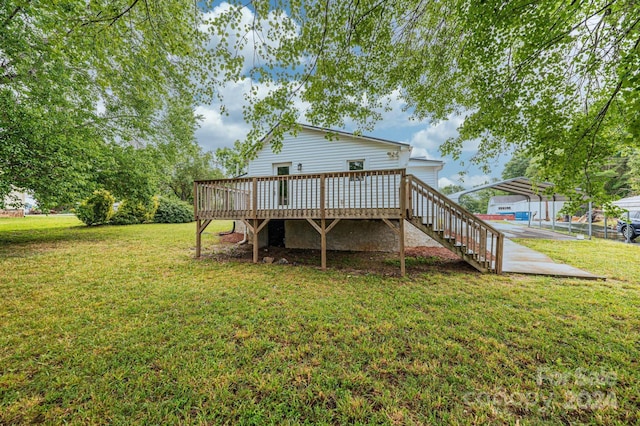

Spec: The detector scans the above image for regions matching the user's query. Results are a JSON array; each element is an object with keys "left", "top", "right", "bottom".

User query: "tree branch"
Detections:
[
  {"left": 1, "top": 1, "right": 31, "bottom": 28},
  {"left": 80, "top": 0, "right": 141, "bottom": 28}
]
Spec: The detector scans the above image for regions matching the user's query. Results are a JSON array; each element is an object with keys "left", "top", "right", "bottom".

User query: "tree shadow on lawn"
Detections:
[{"left": 0, "top": 225, "right": 119, "bottom": 258}]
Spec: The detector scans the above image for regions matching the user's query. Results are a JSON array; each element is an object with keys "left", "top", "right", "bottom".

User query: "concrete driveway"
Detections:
[{"left": 489, "top": 221, "right": 603, "bottom": 280}]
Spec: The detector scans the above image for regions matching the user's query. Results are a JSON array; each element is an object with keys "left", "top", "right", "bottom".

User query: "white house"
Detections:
[
  {"left": 246, "top": 124, "right": 443, "bottom": 182},
  {"left": 239, "top": 124, "right": 444, "bottom": 251}
]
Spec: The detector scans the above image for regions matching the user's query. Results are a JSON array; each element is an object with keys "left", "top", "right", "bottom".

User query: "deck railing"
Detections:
[
  {"left": 195, "top": 169, "right": 503, "bottom": 274},
  {"left": 406, "top": 175, "right": 503, "bottom": 273},
  {"left": 195, "top": 169, "right": 406, "bottom": 220}
]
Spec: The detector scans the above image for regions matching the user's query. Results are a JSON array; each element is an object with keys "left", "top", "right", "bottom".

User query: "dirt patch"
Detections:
[{"left": 204, "top": 240, "right": 476, "bottom": 276}]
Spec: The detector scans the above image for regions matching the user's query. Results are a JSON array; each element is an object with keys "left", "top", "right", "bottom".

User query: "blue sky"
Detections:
[{"left": 195, "top": 2, "right": 512, "bottom": 188}]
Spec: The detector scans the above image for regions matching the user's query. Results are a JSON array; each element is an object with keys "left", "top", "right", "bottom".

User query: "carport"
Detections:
[{"left": 448, "top": 177, "right": 580, "bottom": 234}]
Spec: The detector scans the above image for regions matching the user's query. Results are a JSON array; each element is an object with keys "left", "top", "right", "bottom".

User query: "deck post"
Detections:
[
  {"left": 321, "top": 218, "right": 327, "bottom": 270},
  {"left": 194, "top": 181, "right": 201, "bottom": 258},
  {"left": 253, "top": 218, "right": 259, "bottom": 263},
  {"left": 196, "top": 221, "right": 202, "bottom": 258},
  {"left": 495, "top": 233, "right": 504, "bottom": 274},
  {"left": 399, "top": 218, "right": 406, "bottom": 277},
  {"left": 320, "top": 174, "right": 326, "bottom": 270},
  {"left": 399, "top": 176, "right": 407, "bottom": 277}
]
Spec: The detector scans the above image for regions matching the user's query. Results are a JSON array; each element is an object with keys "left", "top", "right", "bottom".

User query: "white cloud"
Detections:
[
  {"left": 409, "top": 147, "right": 441, "bottom": 161},
  {"left": 195, "top": 78, "right": 268, "bottom": 151},
  {"left": 438, "top": 176, "right": 456, "bottom": 189},
  {"left": 438, "top": 173, "right": 492, "bottom": 190},
  {"left": 195, "top": 75, "right": 312, "bottom": 152},
  {"left": 195, "top": 105, "right": 247, "bottom": 151},
  {"left": 409, "top": 115, "right": 464, "bottom": 151}
]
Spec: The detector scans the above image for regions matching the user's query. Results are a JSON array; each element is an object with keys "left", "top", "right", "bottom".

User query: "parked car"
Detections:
[{"left": 617, "top": 210, "right": 640, "bottom": 241}]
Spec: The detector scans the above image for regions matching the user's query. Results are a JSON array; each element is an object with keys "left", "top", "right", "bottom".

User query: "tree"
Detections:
[
  {"left": 626, "top": 150, "right": 640, "bottom": 195},
  {"left": 440, "top": 183, "right": 497, "bottom": 214},
  {"left": 1, "top": 1, "right": 209, "bottom": 208},
  {"left": 502, "top": 152, "right": 533, "bottom": 180},
  {"left": 440, "top": 184, "right": 465, "bottom": 196},
  {"left": 215, "top": 144, "right": 249, "bottom": 177},
  {"left": 207, "top": 0, "right": 640, "bottom": 206},
  {"left": 152, "top": 99, "right": 224, "bottom": 203}
]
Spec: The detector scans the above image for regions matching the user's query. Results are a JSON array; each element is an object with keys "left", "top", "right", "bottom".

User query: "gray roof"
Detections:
[
  {"left": 297, "top": 124, "right": 411, "bottom": 148},
  {"left": 408, "top": 157, "right": 445, "bottom": 166}
]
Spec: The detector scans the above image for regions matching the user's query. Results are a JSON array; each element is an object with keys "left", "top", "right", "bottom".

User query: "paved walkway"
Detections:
[{"left": 490, "top": 221, "right": 603, "bottom": 280}]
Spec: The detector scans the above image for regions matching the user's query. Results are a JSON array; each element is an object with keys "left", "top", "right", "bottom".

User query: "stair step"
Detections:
[{"left": 407, "top": 193, "right": 500, "bottom": 273}]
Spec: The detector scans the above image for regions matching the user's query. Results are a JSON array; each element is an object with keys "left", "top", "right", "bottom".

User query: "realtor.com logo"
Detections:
[{"left": 463, "top": 367, "right": 618, "bottom": 412}]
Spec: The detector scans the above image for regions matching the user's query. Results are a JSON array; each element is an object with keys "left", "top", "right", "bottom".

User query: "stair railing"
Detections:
[{"left": 405, "top": 175, "right": 503, "bottom": 273}]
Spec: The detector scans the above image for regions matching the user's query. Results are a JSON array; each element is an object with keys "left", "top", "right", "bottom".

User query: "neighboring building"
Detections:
[
  {"left": 487, "top": 194, "right": 565, "bottom": 220},
  {"left": 1, "top": 189, "right": 26, "bottom": 218},
  {"left": 240, "top": 124, "right": 444, "bottom": 251},
  {"left": 487, "top": 195, "right": 529, "bottom": 215}
]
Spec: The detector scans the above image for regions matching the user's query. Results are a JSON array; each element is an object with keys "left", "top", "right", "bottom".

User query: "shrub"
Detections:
[
  {"left": 75, "top": 190, "right": 115, "bottom": 226},
  {"left": 111, "top": 197, "right": 159, "bottom": 225},
  {"left": 154, "top": 197, "right": 194, "bottom": 223}
]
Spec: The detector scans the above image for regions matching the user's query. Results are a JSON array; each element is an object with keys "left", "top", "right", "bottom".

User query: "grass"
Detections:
[{"left": 1, "top": 216, "right": 639, "bottom": 424}]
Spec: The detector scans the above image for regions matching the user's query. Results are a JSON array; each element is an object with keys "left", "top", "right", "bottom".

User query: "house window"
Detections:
[
  {"left": 348, "top": 160, "right": 364, "bottom": 171},
  {"left": 348, "top": 160, "right": 364, "bottom": 181}
]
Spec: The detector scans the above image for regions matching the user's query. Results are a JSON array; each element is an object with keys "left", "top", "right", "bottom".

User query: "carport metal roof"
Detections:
[{"left": 448, "top": 177, "right": 569, "bottom": 203}]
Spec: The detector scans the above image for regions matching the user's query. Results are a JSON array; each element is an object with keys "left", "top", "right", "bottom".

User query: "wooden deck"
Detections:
[{"left": 195, "top": 169, "right": 503, "bottom": 275}]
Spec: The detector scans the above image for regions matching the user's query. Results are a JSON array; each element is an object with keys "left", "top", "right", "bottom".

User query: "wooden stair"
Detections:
[{"left": 404, "top": 175, "right": 503, "bottom": 273}]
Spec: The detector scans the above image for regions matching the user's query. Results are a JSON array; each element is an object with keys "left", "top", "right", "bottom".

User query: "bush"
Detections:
[
  {"left": 75, "top": 190, "right": 115, "bottom": 226},
  {"left": 154, "top": 197, "right": 194, "bottom": 223},
  {"left": 111, "top": 197, "right": 159, "bottom": 225}
]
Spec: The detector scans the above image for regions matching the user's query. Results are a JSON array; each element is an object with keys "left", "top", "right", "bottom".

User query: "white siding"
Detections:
[
  {"left": 487, "top": 197, "right": 566, "bottom": 216},
  {"left": 406, "top": 159, "right": 443, "bottom": 189},
  {"left": 406, "top": 165, "right": 439, "bottom": 188},
  {"left": 247, "top": 127, "right": 409, "bottom": 177}
]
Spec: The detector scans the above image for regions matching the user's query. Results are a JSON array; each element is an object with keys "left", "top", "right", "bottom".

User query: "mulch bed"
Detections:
[{"left": 218, "top": 232, "right": 245, "bottom": 244}]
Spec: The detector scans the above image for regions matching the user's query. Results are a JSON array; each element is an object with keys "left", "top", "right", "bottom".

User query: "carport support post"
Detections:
[
  {"left": 539, "top": 197, "right": 543, "bottom": 229},
  {"left": 604, "top": 214, "right": 608, "bottom": 239},
  {"left": 627, "top": 211, "right": 631, "bottom": 243},
  {"left": 589, "top": 201, "right": 593, "bottom": 239},
  {"left": 552, "top": 196, "right": 556, "bottom": 232}
]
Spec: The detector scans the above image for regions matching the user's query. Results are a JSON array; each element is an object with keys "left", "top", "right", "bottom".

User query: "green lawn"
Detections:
[{"left": 1, "top": 216, "right": 639, "bottom": 424}]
